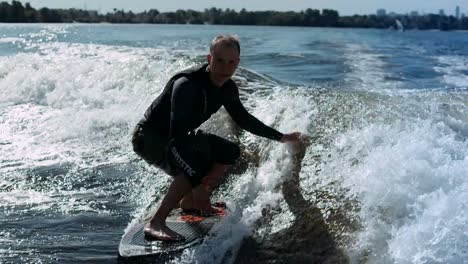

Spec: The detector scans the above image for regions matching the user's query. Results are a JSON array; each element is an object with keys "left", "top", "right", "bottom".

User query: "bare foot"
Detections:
[
  {"left": 144, "top": 221, "right": 185, "bottom": 242},
  {"left": 179, "top": 195, "right": 194, "bottom": 211},
  {"left": 182, "top": 203, "right": 220, "bottom": 216},
  {"left": 180, "top": 199, "right": 216, "bottom": 212},
  {"left": 197, "top": 205, "right": 218, "bottom": 215}
]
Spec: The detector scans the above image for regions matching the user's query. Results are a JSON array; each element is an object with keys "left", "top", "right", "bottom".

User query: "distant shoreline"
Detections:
[
  {"left": 1, "top": 1, "right": 467, "bottom": 31},
  {"left": 2, "top": 23, "right": 468, "bottom": 33}
]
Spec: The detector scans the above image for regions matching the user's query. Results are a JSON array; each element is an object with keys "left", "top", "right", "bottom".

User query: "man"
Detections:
[{"left": 132, "top": 35, "right": 303, "bottom": 241}]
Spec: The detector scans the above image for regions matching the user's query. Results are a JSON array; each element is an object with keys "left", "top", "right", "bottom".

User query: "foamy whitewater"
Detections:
[{"left": 0, "top": 24, "right": 467, "bottom": 263}]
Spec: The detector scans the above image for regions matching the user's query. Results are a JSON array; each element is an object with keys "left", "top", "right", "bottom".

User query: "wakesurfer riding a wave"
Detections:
[{"left": 132, "top": 35, "right": 304, "bottom": 241}]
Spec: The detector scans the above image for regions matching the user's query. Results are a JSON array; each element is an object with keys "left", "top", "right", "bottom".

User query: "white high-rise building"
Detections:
[
  {"left": 377, "top": 9, "right": 386, "bottom": 16},
  {"left": 455, "top": 6, "right": 460, "bottom": 19},
  {"left": 439, "top": 9, "right": 445, "bottom": 16}
]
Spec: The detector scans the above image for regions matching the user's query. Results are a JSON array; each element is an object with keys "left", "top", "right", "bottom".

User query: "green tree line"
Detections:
[{"left": 1, "top": 1, "right": 467, "bottom": 30}]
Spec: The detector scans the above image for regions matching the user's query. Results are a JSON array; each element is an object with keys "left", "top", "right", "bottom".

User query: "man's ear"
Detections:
[{"left": 206, "top": 54, "right": 211, "bottom": 64}]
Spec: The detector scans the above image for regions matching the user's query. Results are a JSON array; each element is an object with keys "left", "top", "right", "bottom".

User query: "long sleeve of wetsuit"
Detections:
[
  {"left": 168, "top": 77, "right": 207, "bottom": 185},
  {"left": 169, "top": 77, "right": 202, "bottom": 141},
  {"left": 223, "top": 82, "right": 284, "bottom": 141}
]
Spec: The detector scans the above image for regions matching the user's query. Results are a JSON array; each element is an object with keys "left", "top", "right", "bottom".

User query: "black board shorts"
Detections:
[{"left": 132, "top": 124, "right": 240, "bottom": 186}]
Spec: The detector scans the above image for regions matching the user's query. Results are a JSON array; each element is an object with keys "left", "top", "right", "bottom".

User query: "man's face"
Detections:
[{"left": 207, "top": 45, "right": 240, "bottom": 86}]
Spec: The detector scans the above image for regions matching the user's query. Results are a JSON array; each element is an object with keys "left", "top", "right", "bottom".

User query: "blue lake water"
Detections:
[{"left": 0, "top": 24, "right": 467, "bottom": 263}]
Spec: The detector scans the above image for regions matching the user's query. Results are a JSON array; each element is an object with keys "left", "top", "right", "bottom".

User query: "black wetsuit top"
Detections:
[{"left": 138, "top": 64, "right": 283, "bottom": 148}]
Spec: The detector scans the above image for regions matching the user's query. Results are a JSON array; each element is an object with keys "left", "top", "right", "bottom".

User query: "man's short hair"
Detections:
[{"left": 210, "top": 35, "right": 240, "bottom": 54}]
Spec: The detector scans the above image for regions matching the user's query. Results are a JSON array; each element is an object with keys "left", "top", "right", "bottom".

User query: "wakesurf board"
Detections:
[{"left": 118, "top": 203, "right": 227, "bottom": 261}]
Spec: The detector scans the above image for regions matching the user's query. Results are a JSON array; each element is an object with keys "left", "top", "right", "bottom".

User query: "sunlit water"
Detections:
[{"left": 1, "top": 24, "right": 467, "bottom": 264}]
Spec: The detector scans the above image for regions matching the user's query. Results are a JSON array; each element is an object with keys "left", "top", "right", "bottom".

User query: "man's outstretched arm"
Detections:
[{"left": 223, "top": 83, "right": 304, "bottom": 143}]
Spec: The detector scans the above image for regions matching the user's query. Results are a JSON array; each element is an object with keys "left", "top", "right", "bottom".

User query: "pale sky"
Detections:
[{"left": 17, "top": 0, "right": 467, "bottom": 16}]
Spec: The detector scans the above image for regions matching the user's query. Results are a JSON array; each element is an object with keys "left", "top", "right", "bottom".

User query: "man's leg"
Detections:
[
  {"left": 144, "top": 173, "right": 192, "bottom": 241},
  {"left": 180, "top": 163, "right": 230, "bottom": 211},
  {"left": 203, "top": 163, "right": 231, "bottom": 187}
]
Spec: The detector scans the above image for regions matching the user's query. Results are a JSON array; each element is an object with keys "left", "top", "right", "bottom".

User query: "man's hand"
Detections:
[{"left": 280, "top": 132, "right": 308, "bottom": 143}]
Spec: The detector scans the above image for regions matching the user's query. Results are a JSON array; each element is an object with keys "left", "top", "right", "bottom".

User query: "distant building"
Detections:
[
  {"left": 377, "top": 9, "right": 386, "bottom": 17},
  {"left": 410, "top": 11, "right": 419, "bottom": 17},
  {"left": 388, "top": 12, "right": 397, "bottom": 17},
  {"left": 439, "top": 9, "right": 445, "bottom": 16},
  {"left": 455, "top": 6, "right": 460, "bottom": 19}
]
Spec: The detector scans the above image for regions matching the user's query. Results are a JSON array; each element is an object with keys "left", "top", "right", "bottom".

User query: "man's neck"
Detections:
[{"left": 208, "top": 71, "right": 225, "bottom": 88}]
